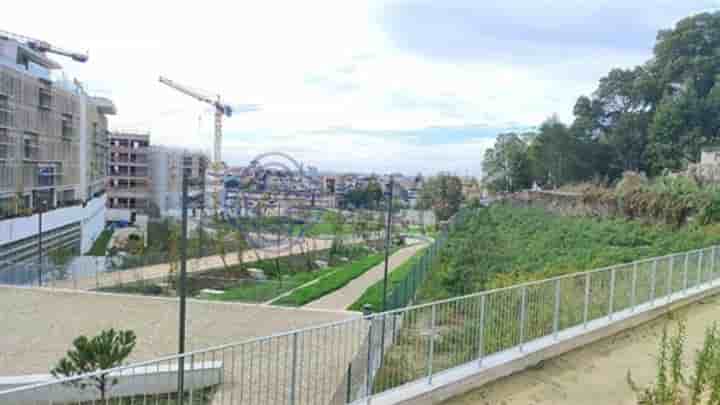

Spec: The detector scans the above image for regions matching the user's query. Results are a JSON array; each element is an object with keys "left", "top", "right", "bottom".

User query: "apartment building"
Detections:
[
  {"left": 106, "top": 132, "right": 151, "bottom": 219},
  {"left": 106, "top": 136, "right": 207, "bottom": 219},
  {"left": 149, "top": 146, "right": 207, "bottom": 217},
  {"left": 0, "top": 35, "right": 114, "bottom": 263}
]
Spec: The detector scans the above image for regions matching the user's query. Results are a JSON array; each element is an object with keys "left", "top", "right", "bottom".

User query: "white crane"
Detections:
[
  {"left": 158, "top": 76, "right": 260, "bottom": 169},
  {"left": 0, "top": 29, "right": 88, "bottom": 63}
]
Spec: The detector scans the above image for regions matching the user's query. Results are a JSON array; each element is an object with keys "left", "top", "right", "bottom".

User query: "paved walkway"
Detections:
[
  {"left": 52, "top": 238, "right": 335, "bottom": 290},
  {"left": 443, "top": 294, "right": 720, "bottom": 405},
  {"left": 304, "top": 240, "right": 428, "bottom": 310}
]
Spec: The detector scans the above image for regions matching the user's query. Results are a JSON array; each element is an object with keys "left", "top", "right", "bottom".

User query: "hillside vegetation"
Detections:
[{"left": 418, "top": 204, "right": 720, "bottom": 302}]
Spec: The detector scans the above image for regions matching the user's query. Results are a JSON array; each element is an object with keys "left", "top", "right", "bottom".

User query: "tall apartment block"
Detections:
[
  {"left": 107, "top": 132, "right": 151, "bottom": 220},
  {"left": 106, "top": 136, "right": 207, "bottom": 220},
  {"left": 0, "top": 35, "right": 114, "bottom": 263},
  {"left": 149, "top": 146, "right": 207, "bottom": 216}
]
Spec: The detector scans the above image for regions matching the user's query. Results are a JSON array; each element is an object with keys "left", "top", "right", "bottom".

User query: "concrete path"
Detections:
[
  {"left": 443, "top": 294, "right": 720, "bottom": 405},
  {"left": 304, "top": 241, "right": 427, "bottom": 310},
  {"left": 51, "top": 238, "right": 336, "bottom": 290}
]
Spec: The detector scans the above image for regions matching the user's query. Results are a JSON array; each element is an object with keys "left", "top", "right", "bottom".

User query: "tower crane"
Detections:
[
  {"left": 158, "top": 76, "right": 260, "bottom": 169},
  {"left": 0, "top": 29, "right": 88, "bottom": 63}
]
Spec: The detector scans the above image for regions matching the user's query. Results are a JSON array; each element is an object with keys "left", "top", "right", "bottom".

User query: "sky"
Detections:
[{"left": 5, "top": 0, "right": 720, "bottom": 176}]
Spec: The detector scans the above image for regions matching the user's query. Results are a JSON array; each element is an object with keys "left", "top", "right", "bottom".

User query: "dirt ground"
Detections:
[
  {"left": 444, "top": 294, "right": 720, "bottom": 405},
  {"left": 0, "top": 286, "right": 355, "bottom": 376}
]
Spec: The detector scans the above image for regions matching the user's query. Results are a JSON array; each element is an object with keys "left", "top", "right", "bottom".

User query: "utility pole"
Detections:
[
  {"left": 177, "top": 175, "right": 189, "bottom": 404},
  {"left": 382, "top": 177, "right": 394, "bottom": 312}
]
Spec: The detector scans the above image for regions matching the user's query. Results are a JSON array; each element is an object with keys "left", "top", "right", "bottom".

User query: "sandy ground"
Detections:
[
  {"left": 303, "top": 241, "right": 428, "bottom": 310},
  {"left": 443, "top": 294, "right": 720, "bottom": 405},
  {"left": 0, "top": 286, "right": 356, "bottom": 376}
]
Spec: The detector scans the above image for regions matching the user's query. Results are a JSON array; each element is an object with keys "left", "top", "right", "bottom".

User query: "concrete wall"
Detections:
[
  {"left": 0, "top": 194, "right": 106, "bottom": 251},
  {"left": 0, "top": 361, "right": 221, "bottom": 403},
  {"left": 80, "top": 194, "right": 106, "bottom": 253}
]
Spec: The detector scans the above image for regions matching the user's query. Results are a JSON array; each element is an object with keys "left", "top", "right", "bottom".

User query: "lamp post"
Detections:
[
  {"left": 177, "top": 174, "right": 189, "bottom": 403},
  {"left": 37, "top": 199, "right": 47, "bottom": 287},
  {"left": 382, "top": 177, "right": 394, "bottom": 312}
]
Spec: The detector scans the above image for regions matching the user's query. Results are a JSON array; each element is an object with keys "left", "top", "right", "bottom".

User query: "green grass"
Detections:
[
  {"left": 272, "top": 253, "right": 387, "bottom": 306},
  {"left": 87, "top": 229, "right": 112, "bottom": 256},
  {"left": 419, "top": 204, "right": 720, "bottom": 303},
  {"left": 348, "top": 247, "right": 427, "bottom": 311},
  {"left": 205, "top": 266, "right": 338, "bottom": 302}
]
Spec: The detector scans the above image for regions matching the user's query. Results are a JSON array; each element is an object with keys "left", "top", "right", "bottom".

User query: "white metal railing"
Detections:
[{"left": 1, "top": 245, "right": 719, "bottom": 404}]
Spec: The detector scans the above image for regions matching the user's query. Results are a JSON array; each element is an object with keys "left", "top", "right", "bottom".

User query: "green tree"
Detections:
[
  {"left": 482, "top": 132, "right": 531, "bottom": 192},
  {"left": 51, "top": 329, "right": 137, "bottom": 401},
  {"left": 419, "top": 174, "right": 463, "bottom": 221}
]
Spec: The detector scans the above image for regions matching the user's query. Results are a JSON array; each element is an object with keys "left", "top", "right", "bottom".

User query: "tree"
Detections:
[
  {"left": 419, "top": 174, "right": 463, "bottom": 221},
  {"left": 51, "top": 329, "right": 137, "bottom": 401},
  {"left": 482, "top": 132, "right": 531, "bottom": 192}
]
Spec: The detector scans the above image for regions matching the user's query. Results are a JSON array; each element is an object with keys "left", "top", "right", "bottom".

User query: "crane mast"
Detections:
[{"left": 159, "top": 76, "right": 230, "bottom": 167}]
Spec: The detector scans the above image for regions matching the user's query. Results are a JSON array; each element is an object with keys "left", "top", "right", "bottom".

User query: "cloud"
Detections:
[{"left": 3, "top": 0, "right": 717, "bottom": 176}]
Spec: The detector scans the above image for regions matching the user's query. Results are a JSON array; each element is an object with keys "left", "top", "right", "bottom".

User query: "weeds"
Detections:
[{"left": 629, "top": 320, "right": 720, "bottom": 405}]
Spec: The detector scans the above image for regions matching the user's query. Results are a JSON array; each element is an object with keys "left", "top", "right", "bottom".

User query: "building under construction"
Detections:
[
  {"left": 0, "top": 31, "right": 114, "bottom": 263},
  {"left": 106, "top": 132, "right": 207, "bottom": 220}
]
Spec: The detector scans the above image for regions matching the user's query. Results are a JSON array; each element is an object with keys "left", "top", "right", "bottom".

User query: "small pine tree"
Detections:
[{"left": 51, "top": 329, "right": 137, "bottom": 400}]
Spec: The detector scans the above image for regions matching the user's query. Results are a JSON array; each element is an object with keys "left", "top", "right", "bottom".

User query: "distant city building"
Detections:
[
  {"left": 106, "top": 134, "right": 207, "bottom": 220},
  {"left": 107, "top": 132, "right": 151, "bottom": 220},
  {"left": 149, "top": 145, "right": 207, "bottom": 217},
  {"left": 0, "top": 34, "right": 114, "bottom": 263}
]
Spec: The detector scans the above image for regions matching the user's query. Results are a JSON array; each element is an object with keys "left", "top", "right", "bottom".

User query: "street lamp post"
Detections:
[
  {"left": 177, "top": 174, "right": 189, "bottom": 404},
  {"left": 382, "top": 177, "right": 394, "bottom": 312},
  {"left": 37, "top": 199, "right": 47, "bottom": 287}
]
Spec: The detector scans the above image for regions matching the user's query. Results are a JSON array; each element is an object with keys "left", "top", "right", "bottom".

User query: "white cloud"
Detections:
[{"left": 4, "top": 0, "right": 712, "bottom": 175}]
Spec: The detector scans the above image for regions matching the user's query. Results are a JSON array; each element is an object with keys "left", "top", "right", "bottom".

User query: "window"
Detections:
[
  {"left": 23, "top": 136, "right": 39, "bottom": 160},
  {"left": 0, "top": 95, "right": 10, "bottom": 127},
  {"left": 38, "top": 88, "right": 52, "bottom": 110},
  {"left": 61, "top": 114, "right": 73, "bottom": 139},
  {"left": 0, "top": 129, "right": 11, "bottom": 160},
  {"left": 37, "top": 165, "right": 55, "bottom": 187}
]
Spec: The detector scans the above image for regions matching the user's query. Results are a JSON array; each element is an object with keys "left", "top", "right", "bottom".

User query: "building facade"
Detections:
[
  {"left": 149, "top": 146, "right": 207, "bottom": 217},
  {"left": 106, "top": 132, "right": 151, "bottom": 219},
  {"left": 0, "top": 35, "right": 114, "bottom": 263}
]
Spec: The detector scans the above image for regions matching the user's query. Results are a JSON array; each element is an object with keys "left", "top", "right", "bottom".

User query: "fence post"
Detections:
[
  {"left": 683, "top": 253, "right": 690, "bottom": 293},
  {"left": 667, "top": 255, "right": 674, "bottom": 301},
  {"left": 697, "top": 251, "right": 704, "bottom": 287},
  {"left": 650, "top": 259, "right": 657, "bottom": 304},
  {"left": 289, "top": 332, "right": 298, "bottom": 405},
  {"left": 608, "top": 268, "right": 616, "bottom": 319},
  {"left": 477, "top": 294, "right": 486, "bottom": 366},
  {"left": 365, "top": 318, "right": 374, "bottom": 398},
  {"left": 553, "top": 279, "right": 561, "bottom": 340},
  {"left": 427, "top": 304, "right": 436, "bottom": 385},
  {"left": 519, "top": 285, "right": 527, "bottom": 351},
  {"left": 346, "top": 362, "right": 352, "bottom": 404},
  {"left": 583, "top": 272, "right": 590, "bottom": 329},
  {"left": 712, "top": 247, "right": 717, "bottom": 284},
  {"left": 631, "top": 263, "right": 638, "bottom": 312}
]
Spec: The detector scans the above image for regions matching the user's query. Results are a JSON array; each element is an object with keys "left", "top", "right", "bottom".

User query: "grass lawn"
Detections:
[
  {"left": 347, "top": 247, "right": 426, "bottom": 311},
  {"left": 87, "top": 229, "right": 112, "bottom": 256},
  {"left": 205, "top": 267, "right": 338, "bottom": 303},
  {"left": 272, "top": 252, "right": 387, "bottom": 307}
]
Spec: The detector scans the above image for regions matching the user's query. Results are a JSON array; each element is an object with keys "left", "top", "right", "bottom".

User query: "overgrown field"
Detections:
[{"left": 419, "top": 204, "right": 720, "bottom": 302}]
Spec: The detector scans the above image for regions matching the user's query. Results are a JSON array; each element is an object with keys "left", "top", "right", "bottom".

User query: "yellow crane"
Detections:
[{"left": 158, "top": 76, "right": 260, "bottom": 170}]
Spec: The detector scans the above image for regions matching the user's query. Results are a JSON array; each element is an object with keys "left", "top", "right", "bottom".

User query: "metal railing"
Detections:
[{"left": 3, "top": 243, "right": 719, "bottom": 404}]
